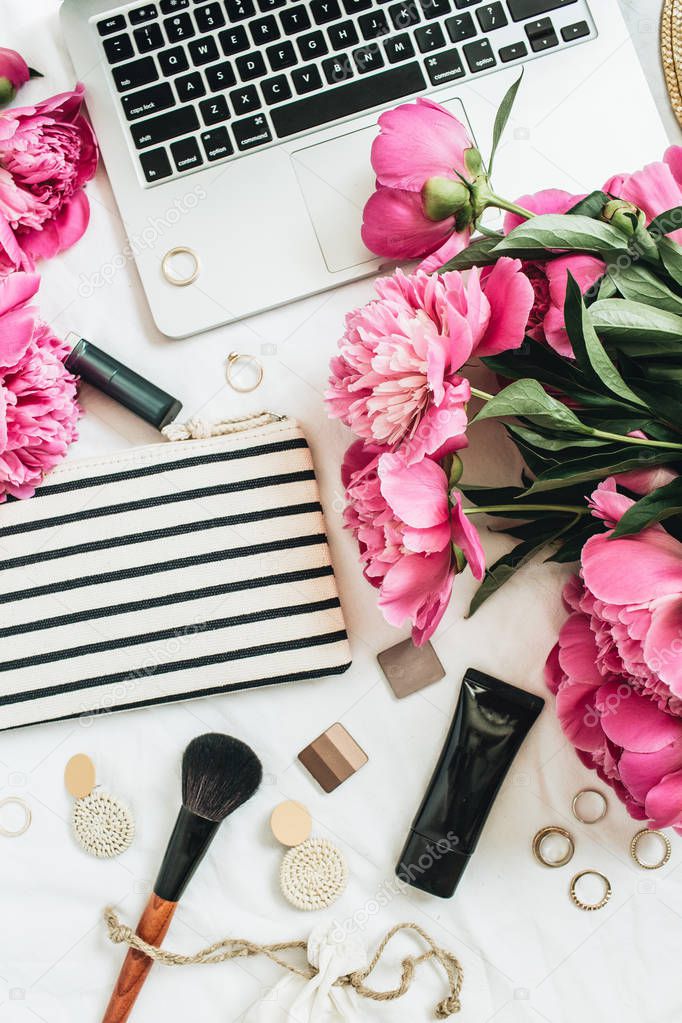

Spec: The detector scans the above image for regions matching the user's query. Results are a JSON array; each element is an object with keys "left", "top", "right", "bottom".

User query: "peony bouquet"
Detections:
[{"left": 327, "top": 78, "right": 682, "bottom": 831}]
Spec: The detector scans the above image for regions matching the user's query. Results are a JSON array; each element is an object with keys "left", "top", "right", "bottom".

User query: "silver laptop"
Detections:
[{"left": 60, "top": 0, "right": 645, "bottom": 338}]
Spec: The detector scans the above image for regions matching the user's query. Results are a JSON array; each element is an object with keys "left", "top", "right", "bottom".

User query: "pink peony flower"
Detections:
[
  {"left": 326, "top": 261, "right": 534, "bottom": 464},
  {"left": 0, "top": 84, "right": 98, "bottom": 274},
  {"left": 604, "top": 146, "right": 682, "bottom": 245},
  {"left": 546, "top": 478, "right": 682, "bottom": 831},
  {"left": 0, "top": 271, "right": 80, "bottom": 500},
  {"left": 0, "top": 48, "right": 30, "bottom": 107},
  {"left": 503, "top": 189, "right": 605, "bottom": 357},
  {"left": 342, "top": 440, "right": 484, "bottom": 645},
  {"left": 361, "top": 98, "right": 477, "bottom": 267}
]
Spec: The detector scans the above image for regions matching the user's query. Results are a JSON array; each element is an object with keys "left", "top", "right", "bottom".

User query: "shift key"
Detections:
[
  {"left": 508, "top": 0, "right": 576, "bottom": 20},
  {"left": 131, "top": 106, "right": 199, "bottom": 148}
]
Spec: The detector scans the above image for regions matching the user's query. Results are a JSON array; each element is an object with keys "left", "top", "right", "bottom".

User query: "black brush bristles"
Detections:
[{"left": 181, "top": 733, "right": 263, "bottom": 823}]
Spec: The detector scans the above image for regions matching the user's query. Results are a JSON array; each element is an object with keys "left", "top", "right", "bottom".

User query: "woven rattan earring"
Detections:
[
  {"left": 64, "top": 754, "right": 135, "bottom": 859},
  {"left": 270, "top": 801, "right": 348, "bottom": 911}
]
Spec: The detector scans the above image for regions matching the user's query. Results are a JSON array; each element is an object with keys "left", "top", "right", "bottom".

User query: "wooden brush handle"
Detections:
[{"left": 101, "top": 894, "right": 178, "bottom": 1023}]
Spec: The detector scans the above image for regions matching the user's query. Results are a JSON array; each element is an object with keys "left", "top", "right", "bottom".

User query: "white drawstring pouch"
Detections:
[{"left": 244, "top": 924, "right": 367, "bottom": 1023}]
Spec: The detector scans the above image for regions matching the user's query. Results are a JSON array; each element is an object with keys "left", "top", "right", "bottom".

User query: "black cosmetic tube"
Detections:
[{"left": 396, "top": 668, "right": 544, "bottom": 898}]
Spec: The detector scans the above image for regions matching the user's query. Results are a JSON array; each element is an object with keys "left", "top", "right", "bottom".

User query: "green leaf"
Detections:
[
  {"left": 506, "top": 422, "right": 608, "bottom": 452},
  {"left": 524, "top": 447, "right": 680, "bottom": 495},
  {"left": 492, "top": 214, "right": 630, "bottom": 258},
  {"left": 563, "top": 274, "right": 648, "bottom": 409},
  {"left": 589, "top": 298, "right": 682, "bottom": 343},
  {"left": 467, "top": 516, "right": 574, "bottom": 616},
  {"left": 488, "top": 70, "right": 523, "bottom": 177},
  {"left": 611, "top": 477, "right": 682, "bottom": 538},
  {"left": 659, "top": 237, "right": 682, "bottom": 287},
  {"left": 649, "top": 207, "right": 682, "bottom": 236},
  {"left": 567, "top": 191, "right": 611, "bottom": 219},
  {"left": 607, "top": 263, "right": 682, "bottom": 315},
  {"left": 473, "top": 378, "right": 590, "bottom": 433},
  {"left": 547, "top": 518, "right": 604, "bottom": 563},
  {"left": 439, "top": 232, "right": 501, "bottom": 271}
]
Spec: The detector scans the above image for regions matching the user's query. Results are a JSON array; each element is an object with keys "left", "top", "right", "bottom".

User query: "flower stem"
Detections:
[
  {"left": 488, "top": 195, "right": 535, "bottom": 219},
  {"left": 463, "top": 504, "right": 588, "bottom": 517},
  {"left": 591, "top": 428, "right": 682, "bottom": 451},
  {"left": 469, "top": 386, "right": 495, "bottom": 402}
]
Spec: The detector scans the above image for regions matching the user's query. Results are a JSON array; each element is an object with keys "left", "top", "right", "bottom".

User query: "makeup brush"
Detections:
[{"left": 102, "top": 733, "right": 262, "bottom": 1023}]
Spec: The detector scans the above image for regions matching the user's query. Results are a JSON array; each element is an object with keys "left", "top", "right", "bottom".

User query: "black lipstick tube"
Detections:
[
  {"left": 396, "top": 667, "right": 544, "bottom": 898},
  {"left": 64, "top": 333, "right": 182, "bottom": 429}
]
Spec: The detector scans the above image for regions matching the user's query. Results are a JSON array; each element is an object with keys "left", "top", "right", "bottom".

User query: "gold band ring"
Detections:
[
  {"left": 162, "top": 246, "right": 200, "bottom": 286},
  {"left": 630, "top": 829, "right": 672, "bottom": 870},
  {"left": 570, "top": 870, "right": 612, "bottom": 911},
  {"left": 0, "top": 796, "right": 32, "bottom": 837},
  {"left": 571, "top": 788, "right": 608, "bottom": 824},
  {"left": 532, "top": 826, "right": 575, "bottom": 868},
  {"left": 225, "top": 352, "right": 263, "bottom": 393}
]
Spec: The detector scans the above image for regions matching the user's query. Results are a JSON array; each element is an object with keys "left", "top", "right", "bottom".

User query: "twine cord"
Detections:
[
  {"left": 162, "top": 411, "right": 282, "bottom": 442},
  {"left": 104, "top": 909, "right": 463, "bottom": 1019}
]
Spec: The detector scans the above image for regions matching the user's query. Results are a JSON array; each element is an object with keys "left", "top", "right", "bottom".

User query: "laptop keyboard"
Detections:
[{"left": 97, "top": 0, "right": 595, "bottom": 186}]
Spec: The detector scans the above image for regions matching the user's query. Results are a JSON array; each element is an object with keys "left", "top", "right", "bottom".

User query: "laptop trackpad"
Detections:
[{"left": 291, "top": 125, "right": 377, "bottom": 273}]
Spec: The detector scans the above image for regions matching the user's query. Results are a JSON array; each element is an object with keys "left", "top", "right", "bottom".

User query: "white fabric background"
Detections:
[{"left": 0, "top": 3, "right": 681, "bottom": 1023}]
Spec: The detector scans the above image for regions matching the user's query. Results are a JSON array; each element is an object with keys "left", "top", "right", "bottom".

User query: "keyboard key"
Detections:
[
  {"left": 298, "top": 31, "right": 329, "bottom": 60},
  {"left": 384, "top": 32, "right": 415, "bottom": 62},
  {"left": 561, "top": 20, "right": 589, "bottom": 41},
  {"left": 158, "top": 46, "right": 190, "bottom": 74},
  {"left": 342, "top": 0, "right": 373, "bottom": 11},
  {"left": 454, "top": 0, "right": 479, "bottom": 5},
  {"left": 161, "top": 0, "right": 190, "bottom": 12},
  {"left": 225, "top": 0, "right": 256, "bottom": 19},
  {"left": 98, "top": 14, "right": 126, "bottom": 35},
  {"left": 199, "top": 93, "right": 230, "bottom": 123},
  {"left": 463, "top": 37, "right": 496, "bottom": 71},
  {"left": 201, "top": 125, "right": 233, "bottom": 159},
  {"left": 262, "top": 74, "right": 292, "bottom": 103},
  {"left": 134, "top": 23, "right": 165, "bottom": 51},
  {"left": 292, "top": 64, "right": 323, "bottom": 93},
  {"left": 499, "top": 40, "right": 527, "bottom": 61},
  {"left": 281, "top": 5, "right": 312, "bottom": 34},
  {"left": 170, "top": 136, "right": 204, "bottom": 170},
  {"left": 328, "top": 20, "right": 359, "bottom": 49},
  {"left": 258, "top": 0, "right": 286, "bottom": 9},
  {"left": 353, "top": 42, "right": 384, "bottom": 72},
  {"left": 189, "top": 36, "right": 220, "bottom": 64},
  {"left": 205, "top": 60, "right": 237, "bottom": 89},
  {"left": 477, "top": 2, "right": 507, "bottom": 30},
  {"left": 415, "top": 23, "right": 446, "bottom": 51},
  {"left": 236, "top": 50, "right": 267, "bottom": 79},
  {"left": 359, "top": 11, "right": 389, "bottom": 38},
  {"left": 311, "top": 0, "right": 342, "bottom": 25},
  {"left": 165, "top": 13, "right": 195, "bottom": 40},
  {"left": 113, "top": 56, "right": 159, "bottom": 91},
  {"left": 322, "top": 53, "right": 354, "bottom": 84},
  {"left": 445, "top": 13, "right": 475, "bottom": 41},
  {"left": 139, "top": 146, "right": 173, "bottom": 181},
  {"left": 232, "top": 112, "right": 272, "bottom": 150},
  {"left": 266, "top": 40, "right": 297, "bottom": 69},
  {"left": 230, "top": 83, "right": 261, "bottom": 113},
  {"left": 508, "top": 0, "right": 576, "bottom": 19},
  {"left": 195, "top": 2, "right": 226, "bottom": 30},
  {"left": 103, "top": 33, "right": 134, "bottom": 63},
  {"left": 389, "top": 1, "right": 420, "bottom": 30},
  {"left": 122, "top": 82, "right": 175, "bottom": 119},
  {"left": 271, "top": 60, "right": 425, "bottom": 137},
  {"left": 424, "top": 47, "right": 464, "bottom": 85},
  {"left": 129, "top": 5, "right": 158, "bottom": 24},
  {"left": 251, "top": 15, "right": 280, "bottom": 44},
  {"left": 131, "top": 105, "right": 199, "bottom": 147},
  {"left": 176, "top": 71, "right": 206, "bottom": 99},
  {"left": 220, "top": 25, "right": 249, "bottom": 53},
  {"left": 418, "top": 0, "right": 450, "bottom": 19},
  {"left": 526, "top": 17, "right": 558, "bottom": 50}
]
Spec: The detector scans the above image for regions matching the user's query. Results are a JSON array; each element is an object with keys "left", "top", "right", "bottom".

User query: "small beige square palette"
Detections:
[
  {"left": 298, "top": 723, "right": 368, "bottom": 793},
  {"left": 377, "top": 638, "right": 445, "bottom": 699}
]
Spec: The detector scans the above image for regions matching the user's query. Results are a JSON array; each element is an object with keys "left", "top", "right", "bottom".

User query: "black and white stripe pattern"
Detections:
[{"left": 0, "top": 418, "right": 351, "bottom": 729}]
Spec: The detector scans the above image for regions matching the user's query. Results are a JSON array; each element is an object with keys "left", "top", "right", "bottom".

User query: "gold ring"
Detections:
[
  {"left": 532, "top": 826, "right": 575, "bottom": 868},
  {"left": 0, "top": 797, "right": 32, "bottom": 837},
  {"left": 571, "top": 788, "right": 607, "bottom": 824},
  {"left": 225, "top": 352, "right": 263, "bottom": 393},
  {"left": 161, "top": 246, "right": 200, "bottom": 286},
  {"left": 570, "top": 870, "right": 612, "bottom": 911},
  {"left": 630, "top": 828, "right": 671, "bottom": 870}
]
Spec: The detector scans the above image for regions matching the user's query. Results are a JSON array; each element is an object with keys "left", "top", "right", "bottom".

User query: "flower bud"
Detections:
[
  {"left": 601, "top": 198, "right": 646, "bottom": 236},
  {"left": 0, "top": 48, "right": 31, "bottom": 107},
  {"left": 422, "top": 176, "right": 471, "bottom": 223}
]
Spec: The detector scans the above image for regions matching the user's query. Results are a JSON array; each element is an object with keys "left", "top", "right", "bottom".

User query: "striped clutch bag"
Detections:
[{"left": 0, "top": 413, "right": 351, "bottom": 730}]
